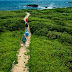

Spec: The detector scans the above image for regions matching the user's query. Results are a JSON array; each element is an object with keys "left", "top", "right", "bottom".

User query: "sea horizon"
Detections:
[{"left": 0, "top": 0, "right": 72, "bottom": 11}]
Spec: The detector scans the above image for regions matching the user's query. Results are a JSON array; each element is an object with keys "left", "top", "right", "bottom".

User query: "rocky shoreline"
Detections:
[{"left": 26, "top": 4, "right": 38, "bottom": 7}]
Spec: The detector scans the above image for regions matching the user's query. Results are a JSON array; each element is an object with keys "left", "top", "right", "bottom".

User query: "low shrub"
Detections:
[{"left": 47, "top": 31, "right": 72, "bottom": 44}]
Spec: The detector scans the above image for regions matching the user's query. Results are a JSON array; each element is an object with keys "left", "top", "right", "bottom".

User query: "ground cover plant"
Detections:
[
  {"left": 0, "top": 10, "right": 27, "bottom": 72},
  {"left": 29, "top": 35, "right": 72, "bottom": 72},
  {"left": 28, "top": 8, "right": 72, "bottom": 72},
  {"left": 0, "top": 8, "right": 72, "bottom": 72},
  {"left": 0, "top": 31, "right": 23, "bottom": 72}
]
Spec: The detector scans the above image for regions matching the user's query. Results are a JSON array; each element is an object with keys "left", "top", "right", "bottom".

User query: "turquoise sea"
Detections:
[{"left": 0, "top": 0, "right": 72, "bottom": 10}]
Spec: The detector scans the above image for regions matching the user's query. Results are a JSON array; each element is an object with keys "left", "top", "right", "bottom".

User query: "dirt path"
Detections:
[{"left": 12, "top": 12, "right": 31, "bottom": 72}]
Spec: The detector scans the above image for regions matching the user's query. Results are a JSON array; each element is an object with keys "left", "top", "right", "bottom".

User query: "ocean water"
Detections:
[{"left": 0, "top": 0, "right": 72, "bottom": 10}]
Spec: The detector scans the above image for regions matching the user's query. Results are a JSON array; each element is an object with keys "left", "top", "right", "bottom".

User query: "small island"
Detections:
[{"left": 26, "top": 4, "right": 38, "bottom": 7}]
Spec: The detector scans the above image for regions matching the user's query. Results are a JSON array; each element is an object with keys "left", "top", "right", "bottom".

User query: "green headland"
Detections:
[{"left": 0, "top": 8, "right": 72, "bottom": 72}]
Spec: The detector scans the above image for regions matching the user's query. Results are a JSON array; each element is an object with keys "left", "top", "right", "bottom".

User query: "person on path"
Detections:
[
  {"left": 24, "top": 30, "right": 29, "bottom": 37},
  {"left": 25, "top": 22, "right": 28, "bottom": 30},
  {"left": 26, "top": 18, "right": 28, "bottom": 22},
  {"left": 22, "top": 34, "right": 26, "bottom": 47}
]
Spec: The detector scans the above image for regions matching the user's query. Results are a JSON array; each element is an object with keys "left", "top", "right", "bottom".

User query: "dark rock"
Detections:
[
  {"left": 26, "top": 4, "right": 38, "bottom": 7},
  {"left": 45, "top": 7, "right": 48, "bottom": 8},
  {"left": 64, "top": 2, "right": 72, "bottom": 3},
  {"left": 68, "top": 2, "right": 72, "bottom": 3},
  {"left": 53, "top": 7, "right": 56, "bottom": 8}
]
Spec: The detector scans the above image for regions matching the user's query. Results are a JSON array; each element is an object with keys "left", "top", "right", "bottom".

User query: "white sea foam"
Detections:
[
  {"left": 48, "top": 3, "right": 55, "bottom": 9},
  {"left": 38, "top": 6, "right": 46, "bottom": 10},
  {"left": 38, "top": 3, "right": 55, "bottom": 10}
]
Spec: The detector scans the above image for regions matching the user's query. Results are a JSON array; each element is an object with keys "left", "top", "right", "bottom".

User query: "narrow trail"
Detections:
[{"left": 12, "top": 12, "right": 31, "bottom": 72}]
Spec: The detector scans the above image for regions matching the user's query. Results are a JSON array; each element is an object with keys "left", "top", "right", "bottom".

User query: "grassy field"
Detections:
[
  {"left": 0, "top": 8, "right": 72, "bottom": 72},
  {"left": 28, "top": 8, "right": 72, "bottom": 72},
  {"left": 0, "top": 31, "right": 24, "bottom": 72},
  {"left": 0, "top": 10, "right": 26, "bottom": 72},
  {"left": 28, "top": 35, "right": 72, "bottom": 72}
]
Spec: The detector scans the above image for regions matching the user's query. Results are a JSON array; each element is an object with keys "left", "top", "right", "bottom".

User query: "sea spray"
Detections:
[
  {"left": 38, "top": 3, "right": 55, "bottom": 10},
  {"left": 47, "top": 3, "right": 55, "bottom": 9},
  {"left": 0, "top": 1, "right": 72, "bottom": 10}
]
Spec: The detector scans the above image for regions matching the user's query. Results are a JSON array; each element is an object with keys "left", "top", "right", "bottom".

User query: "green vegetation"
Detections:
[
  {"left": 28, "top": 8, "right": 72, "bottom": 72},
  {"left": 0, "top": 8, "right": 72, "bottom": 72},
  {"left": 29, "top": 35, "right": 72, "bottom": 72},
  {"left": 0, "top": 10, "right": 26, "bottom": 72},
  {"left": 0, "top": 31, "right": 23, "bottom": 72}
]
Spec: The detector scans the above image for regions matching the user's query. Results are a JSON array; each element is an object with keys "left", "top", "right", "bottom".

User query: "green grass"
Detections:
[
  {"left": 0, "top": 31, "right": 24, "bottom": 72},
  {"left": 28, "top": 8, "right": 72, "bottom": 72},
  {"left": 0, "top": 8, "right": 72, "bottom": 72},
  {"left": 0, "top": 10, "right": 26, "bottom": 72},
  {"left": 28, "top": 35, "right": 72, "bottom": 72},
  {"left": 28, "top": 8, "right": 72, "bottom": 43}
]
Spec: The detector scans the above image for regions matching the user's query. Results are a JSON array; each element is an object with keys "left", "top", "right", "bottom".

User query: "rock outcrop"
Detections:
[
  {"left": 26, "top": 4, "right": 38, "bottom": 7},
  {"left": 45, "top": 7, "right": 48, "bottom": 8}
]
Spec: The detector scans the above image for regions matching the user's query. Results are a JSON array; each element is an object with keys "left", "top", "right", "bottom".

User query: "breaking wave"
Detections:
[{"left": 38, "top": 3, "right": 55, "bottom": 10}]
